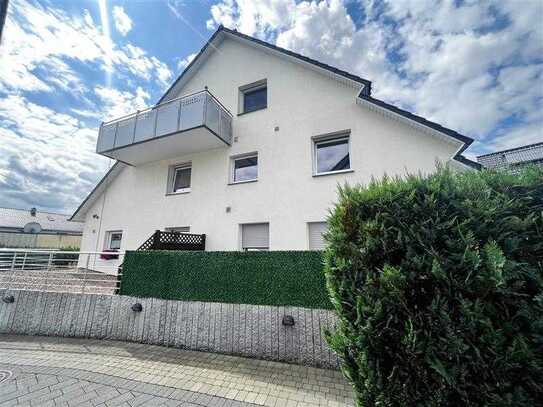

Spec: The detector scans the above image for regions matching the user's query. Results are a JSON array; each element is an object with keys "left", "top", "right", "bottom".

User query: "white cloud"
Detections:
[
  {"left": 176, "top": 52, "right": 197, "bottom": 71},
  {"left": 0, "top": 0, "right": 172, "bottom": 94},
  {"left": 0, "top": 0, "right": 174, "bottom": 213},
  {"left": 206, "top": 0, "right": 543, "bottom": 155},
  {"left": 112, "top": 6, "right": 133, "bottom": 36},
  {"left": 0, "top": 94, "right": 111, "bottom": 212},
  {"left": 94, "top": 86, "right": 151, "bottom": 121}
]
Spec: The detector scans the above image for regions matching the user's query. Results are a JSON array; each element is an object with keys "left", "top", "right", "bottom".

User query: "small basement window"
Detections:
[
  {"left": 231, "top": 153, "right": 258, "bottom": 183},
  {"left": 241, "top": 223, "right": 269, "bottom": 251},
  {"left": 167, "top": 163, "right": 192, "bottom": 194},
  {"left": 239, "top": 80, "right": 267, "bottom": 114},
  {"left": 105, "top": 231, "right": 122, "bottom": 250},
  {"left": 314, "top": 133, "right": 351, "bottom": 175}
]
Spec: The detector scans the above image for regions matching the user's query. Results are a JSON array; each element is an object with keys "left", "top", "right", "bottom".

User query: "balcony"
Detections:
[{"left": 96, "top": 90, "right": 232, "bottom": 166}]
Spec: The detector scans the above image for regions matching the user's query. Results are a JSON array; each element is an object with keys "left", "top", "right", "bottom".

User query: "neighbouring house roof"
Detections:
[
  {"left": 477, "top": 142, "right": 543, "bottom": 169},
  {"left": 71, "top": 26, "right": 478, "bottom": 221},
  {"left": 0, "top": 207, "right": 84, "bottom": 234}
]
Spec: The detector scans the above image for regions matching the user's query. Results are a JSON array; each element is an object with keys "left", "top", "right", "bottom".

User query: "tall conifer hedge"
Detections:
[{"left": 324, "top": 166, "right": 543, "bottom": 406}]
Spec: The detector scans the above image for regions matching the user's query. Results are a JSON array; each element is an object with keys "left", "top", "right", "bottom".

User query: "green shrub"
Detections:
[
  {"left": 324, "top": 166, "right": 543, "bottom": 406},
  {"left": 121, "top": 250, "right": 331, "bottom": 308}
]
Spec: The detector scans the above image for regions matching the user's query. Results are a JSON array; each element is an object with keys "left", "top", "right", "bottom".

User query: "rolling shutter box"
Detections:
[
  {"left": 241, "top": 223, "right": 269, "bottom": 249},
  {"left": 308, "top": 222, "right": 328, "bottom": 250}
]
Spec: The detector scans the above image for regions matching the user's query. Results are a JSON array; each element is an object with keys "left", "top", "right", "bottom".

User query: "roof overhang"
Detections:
[{"left": 356, "top": 94, "right": 474, "bottom": 164}]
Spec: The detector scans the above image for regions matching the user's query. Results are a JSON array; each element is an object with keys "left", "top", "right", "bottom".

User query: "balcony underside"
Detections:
[
  {"left": 96, "top": 90, "right": 232, "bottom": 166},
  {"left": 99, "top": 126, "right": 228, "bottom": 166}
]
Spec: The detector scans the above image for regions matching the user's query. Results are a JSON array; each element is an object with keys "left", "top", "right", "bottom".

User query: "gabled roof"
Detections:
[
  {"left": 159, "top": 26, "right": 372, "bottom": 104},
  {"left": 71, "top": 26, "right": 477, "bottom": 221},
  {"left": 0, "top": 207, "right": 83, "bottom": 233},
  {"left": 160, "top": 26, "right": 473, "bottom": 158}
]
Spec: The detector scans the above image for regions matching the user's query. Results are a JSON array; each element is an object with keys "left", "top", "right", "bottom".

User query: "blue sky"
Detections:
[{"left": 0, "top": 0, "right": 542, "bottom": 214}]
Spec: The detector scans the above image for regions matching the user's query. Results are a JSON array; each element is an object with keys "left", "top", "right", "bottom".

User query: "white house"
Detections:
[{"left": 71, "top": 26, "right": 477, "bottom": 256}]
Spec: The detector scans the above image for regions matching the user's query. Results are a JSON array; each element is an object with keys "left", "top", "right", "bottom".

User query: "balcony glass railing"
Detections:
[{"left": 96, "top": 89, "right": 232, "bottom": 154}]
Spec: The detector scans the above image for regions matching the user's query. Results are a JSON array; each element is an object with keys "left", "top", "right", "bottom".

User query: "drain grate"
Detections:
[{"left": 0, "top": 370, "right": 12, "bottom": 383}]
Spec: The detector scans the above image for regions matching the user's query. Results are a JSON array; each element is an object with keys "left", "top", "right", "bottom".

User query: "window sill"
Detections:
[
  {"left": 166, "top": 190, "right": 191, "bottom": 196},
  {"left": 313, "top": 169, "right": 354, "bottom": 178},
  {"left": 228, "top": 179, "right": 258, "bottom": 186},
  {"left": 237, "top": 107, "right": 267, "bottom": 116}
]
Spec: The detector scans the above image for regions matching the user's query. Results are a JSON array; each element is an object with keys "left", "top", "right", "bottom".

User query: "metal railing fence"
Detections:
[{"left": 0, "top": 249, "right": 124, "bottom": 295}]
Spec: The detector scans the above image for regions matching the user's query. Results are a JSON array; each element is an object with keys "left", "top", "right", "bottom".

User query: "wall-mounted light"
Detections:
[
  {"left": 282, "top": 315, "right": 295, "bottom": 326},
  {"left": 2, "top": 295, "right": 15, "bottom": 304},
  {"left": 131, "top": 303, "right": 143, "bottom": 312}
]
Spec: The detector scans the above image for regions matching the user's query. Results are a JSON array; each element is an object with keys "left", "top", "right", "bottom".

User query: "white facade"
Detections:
[{"left": 75, "top": 30, "right": 472, "bottom": 255}]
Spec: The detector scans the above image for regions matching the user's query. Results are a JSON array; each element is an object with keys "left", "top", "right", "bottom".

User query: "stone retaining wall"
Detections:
[{"left": 0, "top": 290, "right": 339, "bottom": 369}]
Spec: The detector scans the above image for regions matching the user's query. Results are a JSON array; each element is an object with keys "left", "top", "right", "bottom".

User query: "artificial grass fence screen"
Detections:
[{"left": 120, "top": 250, "right": 331, "bottom": 309}]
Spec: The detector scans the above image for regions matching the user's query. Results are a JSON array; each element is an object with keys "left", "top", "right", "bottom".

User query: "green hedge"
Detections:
[
  {"left": 324, "top": 166, "right": 543, "bottom": 406},
  {"left": 120, "top": 250, "right": 331, "bottom": 308}
]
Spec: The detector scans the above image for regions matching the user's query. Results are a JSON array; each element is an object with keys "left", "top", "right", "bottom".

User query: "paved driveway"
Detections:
[{"left": 0, "top": 335, "right": 354, "bottom": 406}]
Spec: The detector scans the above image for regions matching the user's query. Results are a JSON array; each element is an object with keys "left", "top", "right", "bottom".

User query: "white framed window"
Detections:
[
  {"left": 241, "top": 223, "right": 269, "bottom": 251},
  {"left": 165, "top": 226, "right": 190, "bottom": 233},
  {"left": 308, "top": 222, "right": 328, "bottom": 250},
  {"left": 239, "top": 80, "right": 267, "bottom": 114},
  {"left": 231, "top": 153, "right": 258, "bottom": 184},
  {"left": 105, "top": 231, "right": 122, "bottom": 250},
  {"left": 167, "top": 163, "right": 191, "bottom": 194},
  {"left": 313, "top": 133, "right": 351, "bottom": 176}
]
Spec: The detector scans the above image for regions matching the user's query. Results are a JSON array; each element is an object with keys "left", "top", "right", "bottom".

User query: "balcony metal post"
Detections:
[
  {"left": 132, "top": 111, "right": 139, "bottom": 143},
  {"left": 203, "top": 88, "right": 208, "bottom": 127},
  {"left": 113, "top": 122, "right": 119, "bottom": 149},
  {"left": 176, "top": 99, "right": 183, "bottom": 132},
  {"left": 153, "top": 105, "right": 159, "bottom": 139}
]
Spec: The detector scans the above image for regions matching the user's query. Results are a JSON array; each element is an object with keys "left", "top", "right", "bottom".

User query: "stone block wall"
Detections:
[{"left": 0, "top": 290, "right": 339, "bottom": 369}]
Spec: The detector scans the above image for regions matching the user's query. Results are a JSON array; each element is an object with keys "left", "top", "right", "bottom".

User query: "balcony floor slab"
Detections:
[{"left": 100, "top": 126, "right": 229, "bottom": 166}]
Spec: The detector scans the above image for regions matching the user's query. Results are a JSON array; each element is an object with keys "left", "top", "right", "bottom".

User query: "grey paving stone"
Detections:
[{"left": 0, "top": 324, "right": 352, "bottom": 406}]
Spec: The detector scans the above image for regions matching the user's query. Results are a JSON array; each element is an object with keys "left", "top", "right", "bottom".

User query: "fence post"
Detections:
[
  {"left": 47, "top": 252, "right": 53, "bottom": 269},
  {"left": 5, "top": 251, "right": 17, "bottom": 291},
  {"left": 21, "top": 252, "right": 27, "bottom": 271},
  {"left": 82, "top": 254, "right": 90, "bottom": 294},
  {"left": 45, "top": 252, "right": 53, "bottom": 291}
]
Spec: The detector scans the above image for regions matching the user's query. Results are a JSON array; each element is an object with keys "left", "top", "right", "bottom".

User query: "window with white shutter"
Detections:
[
  {"left": 241, "top": 223, "right": 269, "bottom": 251},
  {"left": 308, "top": 222, "right": 328, "bottom": 250}
]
